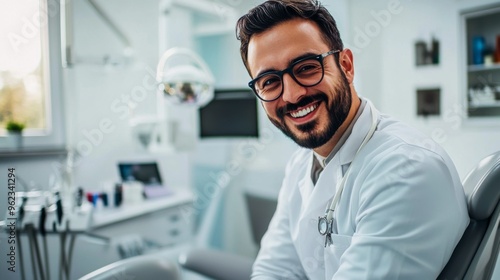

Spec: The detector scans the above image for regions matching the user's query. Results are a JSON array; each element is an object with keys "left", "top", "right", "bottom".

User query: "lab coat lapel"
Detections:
[
  {"left": 297, "top": 150, "right": 342, "bottom": 218},
  {"left": 294, "top": 154, "right": 331, "bottom": 279},
  {"left": 338, "top": 100, "right": 378, "bottom": 166},
  {"left": 294, "top": 154, "right": 342, "bottom": 280},
  {"left": 297, "top": 154, "right": 315, "bottom": 211}
]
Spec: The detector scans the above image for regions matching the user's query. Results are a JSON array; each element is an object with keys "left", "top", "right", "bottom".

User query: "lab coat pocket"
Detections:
[{"left": 324, "top": 234, "right": 352, "bottom": 276}]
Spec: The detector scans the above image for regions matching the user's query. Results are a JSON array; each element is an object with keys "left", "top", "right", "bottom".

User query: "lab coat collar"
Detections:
[
  {"left": 337, "top": 98, "right": 379, "bottom": 167},
  {"left": 321, "top": 98, "right": 367, "bottom": 167}
]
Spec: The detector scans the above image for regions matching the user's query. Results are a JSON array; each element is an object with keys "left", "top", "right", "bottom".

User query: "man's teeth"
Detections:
[{"left": 290, "top": 104, "right": 318, "bottom": 118}]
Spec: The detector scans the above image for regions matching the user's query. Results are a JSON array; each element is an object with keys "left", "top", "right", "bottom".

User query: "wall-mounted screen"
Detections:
[{"left": 199, "top": 89, "right": 259, "bottom": 138}]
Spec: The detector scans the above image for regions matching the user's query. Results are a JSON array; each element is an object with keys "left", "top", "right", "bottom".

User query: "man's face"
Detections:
[{"left": 246, "top": 18, "right": 352, "bottom": 149}]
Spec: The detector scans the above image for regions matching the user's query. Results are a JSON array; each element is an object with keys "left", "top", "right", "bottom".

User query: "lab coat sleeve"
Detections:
[
  {"left": 332, "top": 145, "right": 468, "bottom": 280},
  {"left": 251, "top": 152, "right": 308, "bottom": 280}
]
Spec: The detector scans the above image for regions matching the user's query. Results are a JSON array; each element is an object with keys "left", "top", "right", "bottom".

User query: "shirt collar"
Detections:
[{"left": 314, "top": 152, "right": 327, "bottom": 169}]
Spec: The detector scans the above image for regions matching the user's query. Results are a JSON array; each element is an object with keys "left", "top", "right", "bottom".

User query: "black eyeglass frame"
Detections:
[{"left": 248, "top": 49, "right": 341, "bottom": 102}]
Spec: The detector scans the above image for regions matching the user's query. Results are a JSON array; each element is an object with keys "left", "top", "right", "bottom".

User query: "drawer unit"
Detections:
[{"left": 93, "top": 202, "right": 193, "bottom": 247}]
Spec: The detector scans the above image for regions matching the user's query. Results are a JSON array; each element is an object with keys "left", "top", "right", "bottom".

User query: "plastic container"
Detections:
[{"left": 472, "top": 36, "right": 486, "bottom": 65}]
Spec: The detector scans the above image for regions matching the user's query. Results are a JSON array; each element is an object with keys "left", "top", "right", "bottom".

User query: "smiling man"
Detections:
[{"left": 236, "top": 1, "right": 469, "bottom": 279}]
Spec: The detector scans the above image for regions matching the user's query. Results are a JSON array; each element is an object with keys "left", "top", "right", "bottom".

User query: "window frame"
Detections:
[{"left": 0, "top": 0, "right": 66, "bottom": 150}]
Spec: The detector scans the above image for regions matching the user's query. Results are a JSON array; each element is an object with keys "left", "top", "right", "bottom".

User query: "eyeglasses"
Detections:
[{"left": 248, "top": 50, "right": 340, "bottom": 102}]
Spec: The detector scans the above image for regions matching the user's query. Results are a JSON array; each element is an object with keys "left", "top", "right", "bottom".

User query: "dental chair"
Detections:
[{"left": 438, "top": 150, "right": 500, "bottom": 280}]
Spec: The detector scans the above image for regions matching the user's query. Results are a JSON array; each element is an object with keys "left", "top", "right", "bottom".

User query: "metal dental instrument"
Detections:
[
  {"left": 39, "top": 205, "right": 50, "bottom": 280},
  {"left": 16, "top": 196, "right": 28, "bottom": 280},
  {"left": 26, "top": 223, "right": 45, "bottom": 280},
  {"left": 17, "top": 228, "right": 26, "bottom": 280}
]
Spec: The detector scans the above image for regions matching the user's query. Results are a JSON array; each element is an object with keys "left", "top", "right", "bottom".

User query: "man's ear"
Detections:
[{"left": 339, "top": 48, "right": 354, "bottom": 84}]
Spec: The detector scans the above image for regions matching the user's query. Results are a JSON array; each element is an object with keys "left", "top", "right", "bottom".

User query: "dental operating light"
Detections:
[
  {"left": 156, "top": 47, "right": 214, "bottom": 107},
  {"left": 130, "top": 47, "right": 215, "bottom": 152}
]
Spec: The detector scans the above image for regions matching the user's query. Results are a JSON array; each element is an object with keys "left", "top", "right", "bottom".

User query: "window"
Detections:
[{"left": 0, "top": 0, "right": 65, "bottom": 149}]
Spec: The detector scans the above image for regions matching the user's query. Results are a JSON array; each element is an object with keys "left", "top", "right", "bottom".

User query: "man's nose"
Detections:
[{"left": 281, "top": 74, "right": 306, "bottom": 104}]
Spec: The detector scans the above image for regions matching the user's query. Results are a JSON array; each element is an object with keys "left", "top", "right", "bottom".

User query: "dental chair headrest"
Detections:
[{"left": 462, "top": 151, "right": 500, "bottom": 221}]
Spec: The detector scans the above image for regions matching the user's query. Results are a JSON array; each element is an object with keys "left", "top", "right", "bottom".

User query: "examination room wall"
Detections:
[{"left": 350, "top": 0, "right": 500, "bottom": 178}]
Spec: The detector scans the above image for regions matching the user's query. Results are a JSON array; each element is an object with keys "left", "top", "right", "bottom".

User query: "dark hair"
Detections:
[{"left": 236, "top": 0, "right": 343, "bottom": 74}]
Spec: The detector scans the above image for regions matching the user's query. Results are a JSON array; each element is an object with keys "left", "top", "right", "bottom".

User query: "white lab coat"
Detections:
[{"left": 252, "top": 99, "right": 469, "bottom": 280}]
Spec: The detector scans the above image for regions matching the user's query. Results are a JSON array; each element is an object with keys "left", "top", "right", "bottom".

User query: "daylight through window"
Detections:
[{"left": 0, "top": 0, "right": 50, "bottom": 135}]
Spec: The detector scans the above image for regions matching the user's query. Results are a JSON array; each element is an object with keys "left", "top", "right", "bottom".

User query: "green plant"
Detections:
[{"left": 6, "top": 121, "right": 25, "bottom": 133}]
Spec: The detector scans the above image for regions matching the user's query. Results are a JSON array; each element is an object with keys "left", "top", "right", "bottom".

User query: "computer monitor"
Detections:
[
  {"left": 118, "top": 162, "right": 163, "bottom": 186},
  {"left": 118, "top": 161, "right": 172, "bottom": 198},
  {"left": 199, "top": 88, "right": 259, "bottom": 138}
]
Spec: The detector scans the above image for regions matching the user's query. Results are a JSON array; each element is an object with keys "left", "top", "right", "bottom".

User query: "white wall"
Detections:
[{"left": 349, "top": 0, "right": 500, "bottom": 179}]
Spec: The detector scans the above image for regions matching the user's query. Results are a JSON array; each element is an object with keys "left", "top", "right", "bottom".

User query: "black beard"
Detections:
[{"left": 269, "top": 72, "right": 352, "bottom": 149}]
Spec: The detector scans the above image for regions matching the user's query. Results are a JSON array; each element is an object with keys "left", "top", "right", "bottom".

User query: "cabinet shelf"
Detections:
[
  {"left": 468, "top": 63, "right": 500, "bottom": 72},
  {"left": 469, "top": 100, "right": 500, "bottom": 108}
]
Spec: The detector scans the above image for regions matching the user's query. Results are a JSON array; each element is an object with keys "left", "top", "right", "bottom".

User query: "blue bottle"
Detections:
[{"left": 473, "top": 36, "right": 486, "bottom": 65}]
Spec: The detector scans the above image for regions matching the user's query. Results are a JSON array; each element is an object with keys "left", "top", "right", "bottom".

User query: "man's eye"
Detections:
[
  {"left": 295, "top": 62, "right": 321, "bottom": 74},
  {"left": 261, "top": 76, "right": 280, "bottom": 88},
  {"left": 264, "top": 78, "right": 278, "bottom": 86}
]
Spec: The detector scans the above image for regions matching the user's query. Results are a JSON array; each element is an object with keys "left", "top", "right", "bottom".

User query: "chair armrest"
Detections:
[{"left": 179, "top": 248, "right": 253, "bottom": 280}]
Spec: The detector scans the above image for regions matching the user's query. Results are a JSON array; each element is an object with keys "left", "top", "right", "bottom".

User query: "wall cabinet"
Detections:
[{"left": 462, "top": 4, "right": 500, "bottom": 118}]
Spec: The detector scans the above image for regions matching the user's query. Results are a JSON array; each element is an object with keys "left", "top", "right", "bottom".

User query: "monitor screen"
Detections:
[
  {"left": 199, "top": 89, "right": 259, "bottom": 138},
  {"left": 118, "top": 162, "right": 163, "bottom": 186}
]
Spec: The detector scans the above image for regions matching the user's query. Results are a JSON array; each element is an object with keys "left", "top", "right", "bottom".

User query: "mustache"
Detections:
[{"left": 276, "top": 93, "right": 328, "bottom": 119}]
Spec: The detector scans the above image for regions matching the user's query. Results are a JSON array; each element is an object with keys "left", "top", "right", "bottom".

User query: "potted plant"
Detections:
[{"left": 5, "top": 121, "right": 25, "bottom": 149}]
